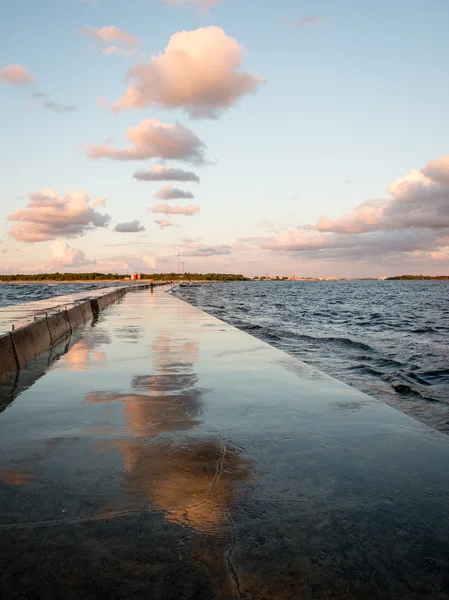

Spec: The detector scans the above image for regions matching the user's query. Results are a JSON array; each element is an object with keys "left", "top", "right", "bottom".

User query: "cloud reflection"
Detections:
[
  {"left": 87, "top": 390, "right": 204, "bottom": 437},
  {"left": 58, "top": 330, "right": 111, "bottom": 371},
  {"left": 115, "top": 437, "right": 252, "bottom": 536},
  {"left": 0, "top": 469, "right": 34, "bottom": 487},
  {"left": 89, "top": 329, "right": 253, "bottom": 536}
]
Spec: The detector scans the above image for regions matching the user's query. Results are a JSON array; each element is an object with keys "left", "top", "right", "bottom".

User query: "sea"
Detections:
[
  {"left": 0, "top": 282, "right": 126, "bottom": 331},
  {"left": 173, "top": 280, "right": 449, "bottom": 435},
  {"left": 1, "top": 280, "right": 448, "bottom": 435},
  {"left": 0, "top": 282, "right": 125, "bottom": 310}
]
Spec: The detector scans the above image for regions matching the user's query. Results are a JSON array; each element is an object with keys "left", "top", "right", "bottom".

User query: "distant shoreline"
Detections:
[
  {"left": 0, "top": 279, "right": 154, "bottom": 285},
  {"left": 0, "top": 276, "right": 448, "bottom": 284}
]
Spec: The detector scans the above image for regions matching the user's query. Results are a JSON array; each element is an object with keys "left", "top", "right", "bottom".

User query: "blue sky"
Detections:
[{"left": 1, "top": 0, "right": 449, "bottom": 276}]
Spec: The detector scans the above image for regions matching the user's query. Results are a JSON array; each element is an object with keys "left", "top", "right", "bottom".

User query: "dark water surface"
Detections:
[
  {"left": 174, "top": 281, "right": 449, "bottom": 434},
  {"left": 0, "top": 282, "right": 125, "bottom": 309},
  {"left": 0, "top": 282, "right": 132, "bottom": 332}
]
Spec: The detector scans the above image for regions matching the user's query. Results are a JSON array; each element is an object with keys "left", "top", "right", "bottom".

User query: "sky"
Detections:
[{"left": 1, "top": 0, "right": 449, "bottom": 277}]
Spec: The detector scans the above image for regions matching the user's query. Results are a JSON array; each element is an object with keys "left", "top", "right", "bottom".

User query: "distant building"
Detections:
[{"left": 131, "top": 273, "right": 141, "bottom": 281}]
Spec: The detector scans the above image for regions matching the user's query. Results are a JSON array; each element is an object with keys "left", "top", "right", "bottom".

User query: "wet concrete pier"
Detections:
[{"left": 1, "top": 288, "right": 449, "bottom": 599}]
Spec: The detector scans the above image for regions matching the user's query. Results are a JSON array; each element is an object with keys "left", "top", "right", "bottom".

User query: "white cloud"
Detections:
[
  {"left": 111, "top": 26, "right": 265, "bottom": 118},
  {"left": 151, "top": 203, "right": 200, "bottom": 216},
  {"left": 87, "top": 119, "right": 207, "bottom": 165},
  {"left": 50, "top": 241, "right": 95, "bottom": 267},
  {"left": 114, "top": 220, "right": 146, "bottom": 232},
  {"left": 154, "top": 184, "right": 194, "bottom": 200},
  {"left": 0, "top": 64, "right": 35, "bottom": 86},
  {"left": 8, "top": 189, "right": 110, "bottom": 242},
  {"left": 134, "top": 165, "right": 200, "bottom": 183}
]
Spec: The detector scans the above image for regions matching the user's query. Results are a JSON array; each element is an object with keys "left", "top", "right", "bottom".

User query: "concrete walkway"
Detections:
[{"left": 0, "top": 288, "right": 449, "bottom": 599}]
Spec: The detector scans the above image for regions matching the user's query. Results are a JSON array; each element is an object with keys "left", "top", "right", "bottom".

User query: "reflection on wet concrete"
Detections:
[
  {"left": 114, "top": 324, "right": 142, "bottom": 344},
  {"left": 1, "top": 289, "right": 449, "bottom": 598},
  {"left": 60, "top": 340, "right": 107, "bottom": 371},
  {"left": 87, "top": 391, "right": 204, "bottom": 436},
  {"left": 132, "top": 373, "right": 199, "bottom": 392},
  {"left": 87, "top": 325, "right": 253, "bottom": 539},
  {"left": 57, "top": 328, "right": 111, "bottom": 371},
  {"left": 112, "top": 437, "right": 252, "bottom": 536},
  {"left": 0, "top": 469, "right": 34, "bottom": 486}
]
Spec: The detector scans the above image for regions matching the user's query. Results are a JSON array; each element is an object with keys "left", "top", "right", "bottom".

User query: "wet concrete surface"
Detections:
[{"left": 1, "top": 289, "right": 449, "bottom": 599}]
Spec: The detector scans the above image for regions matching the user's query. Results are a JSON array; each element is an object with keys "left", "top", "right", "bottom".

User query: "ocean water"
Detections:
[
  {"left": 173, "top": 281, "right": 449, "bottom": 435},
  {"left": 0, "top": 282, "right": 127, "bottom": 332},
  {"left": 0, "top": 282, "right": 127, "bottom": 309}
]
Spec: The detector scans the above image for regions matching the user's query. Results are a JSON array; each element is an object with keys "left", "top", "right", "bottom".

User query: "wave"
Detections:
[{"left": 173, "top": 280, "right": 449, "bottom": 434}]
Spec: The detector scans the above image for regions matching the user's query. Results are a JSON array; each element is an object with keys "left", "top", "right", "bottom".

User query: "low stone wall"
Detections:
[
  {"left": 0, "top": 333, "right": 18, "bottom": 381},
  {"left": 67, "top": 302, "right": 94, "bottom": 330},
  {"left": 12, "top": 318, "right": 52, "bottom": 369},
  {"left": 0, "top": 282, "right": 165, "bottom": 383},
  {"left": 47, "top": 312, "right": 72, "bottom": 345}
]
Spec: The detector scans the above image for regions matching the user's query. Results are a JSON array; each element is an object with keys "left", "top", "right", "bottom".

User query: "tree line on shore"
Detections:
[
  {"left": 385, "top": 275, "right": 449, "bottom": 280},
  {"left": 0, "top": 272, "right": 248, "bottom": 282},
  {"left": 2, "top": 272, "right": 448, "bottom": 282}
]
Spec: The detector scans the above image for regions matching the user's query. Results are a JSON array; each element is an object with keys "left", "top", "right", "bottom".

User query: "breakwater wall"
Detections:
[{"left": 0, "top": 282, "right": 165, "bottom": 383}]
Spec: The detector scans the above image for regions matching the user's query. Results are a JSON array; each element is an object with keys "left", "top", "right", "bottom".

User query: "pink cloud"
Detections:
[
  {"left": 86, "top": 119, "right": 207, "bottom": 165},
  {"left": 111, "top": 26, "right": 265, "bottom": 118},
  {"left": 134, "top": 165, "right": 200, "bottom": 183},
  {"left": 164, "top": 0, "right": 225, "bottom": 10},
  {"left": 0, "top": 64, "right": 35, "bottom": 86},
  {"left": 421, "top": 155, "right": 449, "bottom": 186},
  {"left": 80, "top": 26, "right": 141, "bottom": 48},
  {"left": 317, "top": 199, "right": 385, "bottom": 234},
  {"left": 264, "top": 228, "right": 441, "bottom": 260},
  {"left": 50, "top": 241, "right": 95, "bottom": 267},
  {"left": 264, "top": 155, "right": 449, "bottom": 264},
  {"left": 8, "top": 189, "right": 110, "bottom": 242},
  {"left": 154, "top": 219, "right": 174, "bottom": 228},
  {"left": 317, "top": 156, "right": 449, "bottom": 234},
  {"left": 151, "top": 203, "right": 200, "bottom": 216},
  {"left": 154, "top": 184, "right": 194, "bottom": 200},
  {"left": 102, "top": 46, "right": 139, "bottom": 58},
  {"left": 426, "top": 250, "right": 449, "bottom": 261}
]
